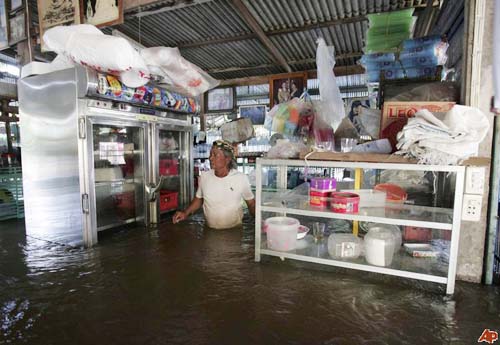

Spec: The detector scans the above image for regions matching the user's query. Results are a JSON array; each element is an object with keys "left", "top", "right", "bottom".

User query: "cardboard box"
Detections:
[{"left": 380, "top": 101, "right": 455, "bottom": 150}]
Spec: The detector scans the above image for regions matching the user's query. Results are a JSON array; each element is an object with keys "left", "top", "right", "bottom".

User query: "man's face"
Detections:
[
  {"left": 354, "top": 105, "right": 363, "bottom": 115},
  {"left": 209, "top": 147, "right": 229, "bottom": 171}
]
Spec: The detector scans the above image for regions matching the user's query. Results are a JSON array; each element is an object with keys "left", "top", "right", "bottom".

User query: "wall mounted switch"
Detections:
[{"left": 465, "top": 166, "right": 486, "bottom": 195}]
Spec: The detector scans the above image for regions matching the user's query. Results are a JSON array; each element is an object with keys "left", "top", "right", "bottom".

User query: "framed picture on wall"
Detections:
[
  {"left": 10, "top": 0, "right": 23, "bottom": 12},
  {"left": 269, "top": 72, "right": 307, "bottom": 107},
  {"left": 239, "top": 105, "right": 266, "bottom": 125},
  {"left": 0, "top": 1, "right": 9, "bottom": 50},
  {"left": 37, "top": 0, "right": 80, "bottom": 51},
  {"left": 205, "top": 87, "right": 235, "bottom": 113},
  {"left": 81, "top": 0, "right": 124, "bottom": 28},
  {"left": 9, "top": 10, "right": 26, "bottom": 45}
]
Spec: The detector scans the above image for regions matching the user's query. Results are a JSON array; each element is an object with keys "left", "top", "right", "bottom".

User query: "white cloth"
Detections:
[
  {"left": 196, "top": 170, "right": 254, "bottom": 229},
  {"left": 396, "top": 105, "right": 489, "bottom": 165}
]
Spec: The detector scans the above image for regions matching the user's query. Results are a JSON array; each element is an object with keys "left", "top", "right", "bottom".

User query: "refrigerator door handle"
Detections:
[
  {"left": 78, "top": 118, "right": 86, "bottom": 139},
  {"left": 145, "top": 175, "right": 165, "bottom": 202},
  {"left": 81, "top": 193, "right": 90, "bottom": 214}
]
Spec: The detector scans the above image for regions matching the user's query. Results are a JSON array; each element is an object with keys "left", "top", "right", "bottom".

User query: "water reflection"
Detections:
[{"left": 0, "top": 217, "right": 499, "bottom": 344}]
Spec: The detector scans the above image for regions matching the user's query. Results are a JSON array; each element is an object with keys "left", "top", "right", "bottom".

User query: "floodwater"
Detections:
[{"left": 1, "top": 215, "right": 500, "bottom": 345}]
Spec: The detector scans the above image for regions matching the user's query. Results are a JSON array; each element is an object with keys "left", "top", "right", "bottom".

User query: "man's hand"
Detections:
[
  {"left": 245, "top": 198, "right": 256, "bottom": 216},
  {"left": 172, "top": 210, "right": 188, "bottom": 224},
  {"left": 172, "top": 197, "right": 203, "bottom": 224}
]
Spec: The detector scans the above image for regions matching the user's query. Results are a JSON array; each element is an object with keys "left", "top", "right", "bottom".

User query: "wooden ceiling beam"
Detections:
[
  {"left": 207, "top": 53, "right": 363, "bottom": 74},
  {"left": 231, "top": 0, "right": 291, "bottom": 73},
  {"left": 179, "top": 15, "right": 367, "bottom": 49},
  {"left": 219, "top": 65, "right": 365, "bottom": 86},
  {"left": 219, "top": 75, "right": 269, "bottom": 86}
]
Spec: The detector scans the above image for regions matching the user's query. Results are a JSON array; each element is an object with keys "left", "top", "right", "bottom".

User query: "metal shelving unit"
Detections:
[{"left": 255, "top": 158, "right": 466, "bottom": 295}]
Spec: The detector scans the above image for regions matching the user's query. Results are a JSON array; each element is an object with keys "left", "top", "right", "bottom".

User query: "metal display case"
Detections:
[
  {"left": 255, "top": 158, "right": 465, "bottom": 295},
  {"left": 18, "top": 66, "right": 195, "bottom": 247}
]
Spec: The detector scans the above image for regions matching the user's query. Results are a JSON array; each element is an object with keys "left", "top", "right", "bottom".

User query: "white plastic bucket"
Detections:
[{"left": 265, "top": 217, "right": 299, "bottom": 251}]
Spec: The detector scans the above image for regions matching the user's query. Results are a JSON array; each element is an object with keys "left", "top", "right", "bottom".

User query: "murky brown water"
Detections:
[{"left": 1, "top": 215, "right": 499, "bottom": 345}]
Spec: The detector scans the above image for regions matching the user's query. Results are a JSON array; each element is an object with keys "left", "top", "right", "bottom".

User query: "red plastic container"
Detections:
[
  {"left": 330, "top": 192, "right": 360, "bottom": 214},
  {"left": 159, "top": 159, "right": 179, "bottom": 175},
  {"left": 403, "top": 226, "right": 432, "bottom": 242},
  {"left": 160, "top": 190, "right": 178, "bottom": 211},
  {"left": 374, "top": 183, "right": 407, "bottom": 203}
]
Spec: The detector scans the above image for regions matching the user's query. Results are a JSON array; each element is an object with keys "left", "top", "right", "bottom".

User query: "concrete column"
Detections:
[{"left": 456, "top": 0, "right": 495, "bottom": 283}]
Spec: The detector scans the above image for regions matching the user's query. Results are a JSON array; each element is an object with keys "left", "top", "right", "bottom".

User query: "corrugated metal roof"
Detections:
[
  {"left": 21, "top": 0, "right": 453, "bottom": 81},
  {"left": 242, "top": 0, "right": 428, "bottom": 30}
]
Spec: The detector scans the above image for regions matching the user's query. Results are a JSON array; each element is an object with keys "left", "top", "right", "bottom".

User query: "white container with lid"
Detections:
[
  {"left": 327, "top": 233, "right": 362, "bottom": 259},
  {"left": 341, "top": 189, "right": 387, "bottom": 208},
  {"left": 364, "top": 227, "right": 397, "bottom": 267},
  {"left": 365, "top": 223, "right": 402, "bottom": 249},
  {"left": 265, "top": 217, "right": 299, "bottom": 252}
]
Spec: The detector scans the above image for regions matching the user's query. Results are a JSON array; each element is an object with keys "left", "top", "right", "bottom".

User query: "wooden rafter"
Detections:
[
  {"left": 231, "top": 0, "right": 291, "bottom": 73},
  {"left": 218, "top": 65, "right": 365, "bottom": 86},
  {"left": 179, "top": 15, "right": 368, "bottom": 49},
  {"left": 207, "top": 53, "right": 363, "bottom": 74}
]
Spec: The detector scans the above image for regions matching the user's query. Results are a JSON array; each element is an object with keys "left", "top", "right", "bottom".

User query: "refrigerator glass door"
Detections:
[
  {"left": 157, "top": 128, "right": 191, "bottom": 220},
  {"left": 92, "top": 123, "right": 146, "bottom": 230}
]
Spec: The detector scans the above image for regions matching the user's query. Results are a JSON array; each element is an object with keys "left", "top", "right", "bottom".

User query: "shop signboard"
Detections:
[
  {"left": 380, "top": 101, "right": 455, "bottom": 148},
  {"left": 37, "top": 0, "right": 80, "bottom": 51}
]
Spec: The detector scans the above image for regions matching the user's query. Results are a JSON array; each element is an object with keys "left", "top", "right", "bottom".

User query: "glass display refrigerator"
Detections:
[{"left": 18, "top": 66, "right": 196, "bottom": 247}]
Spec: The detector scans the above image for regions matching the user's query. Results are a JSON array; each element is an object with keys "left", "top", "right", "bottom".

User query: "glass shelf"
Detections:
[
  {"left": 260, "top": 235, "right": 448, "bottom": 284},
  {"left": 261, "top": 192, "right": 453, "bottom": 230}
]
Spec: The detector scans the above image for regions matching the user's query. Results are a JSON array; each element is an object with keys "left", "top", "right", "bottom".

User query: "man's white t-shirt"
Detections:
[{"left": 196, "top": 169, "right": 254, "bottom": 229}]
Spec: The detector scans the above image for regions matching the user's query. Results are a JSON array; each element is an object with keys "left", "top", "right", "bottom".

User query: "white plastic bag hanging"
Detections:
[
  {"left": 141, "top": 47, "right": 220, "bottom": 97},
  {"left": 316, "top": 38, "right": 345, "bottom": 131},
  {"left": 43, "top": 24, "right": 151, "bottom": 88}
]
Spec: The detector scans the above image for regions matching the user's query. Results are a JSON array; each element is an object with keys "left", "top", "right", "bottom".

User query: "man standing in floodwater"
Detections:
[{"left": 173, "top": 139, "right": 255, "bottom": 228}]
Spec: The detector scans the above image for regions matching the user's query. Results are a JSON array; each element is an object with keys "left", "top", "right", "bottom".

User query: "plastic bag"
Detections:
[
  {"left": 356, "top": 108, "right": 381, "bottom": 139},
  {"left": 141, "top": 47, "right": 220, "bottom": 97},
  {"left": 269, "top": 97, "right": 314, "bottom": 138},
  {"left": 315, "top": 38, "right": 345, "bottom": 132},
  {"left": 220, "top": 118, "right": 255, "bottom": 144},
  {"left": 261, "top": 181, "right": 310, "bottom": 207},
  {"left": 43, "top": 25, "right": 151, "bottom": 88},
  {"left": 267, "top": 139, "right": 306, "bottom": 159},
  {"left": 310, "top": 100, "right": 334, "bottom": 148}
]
